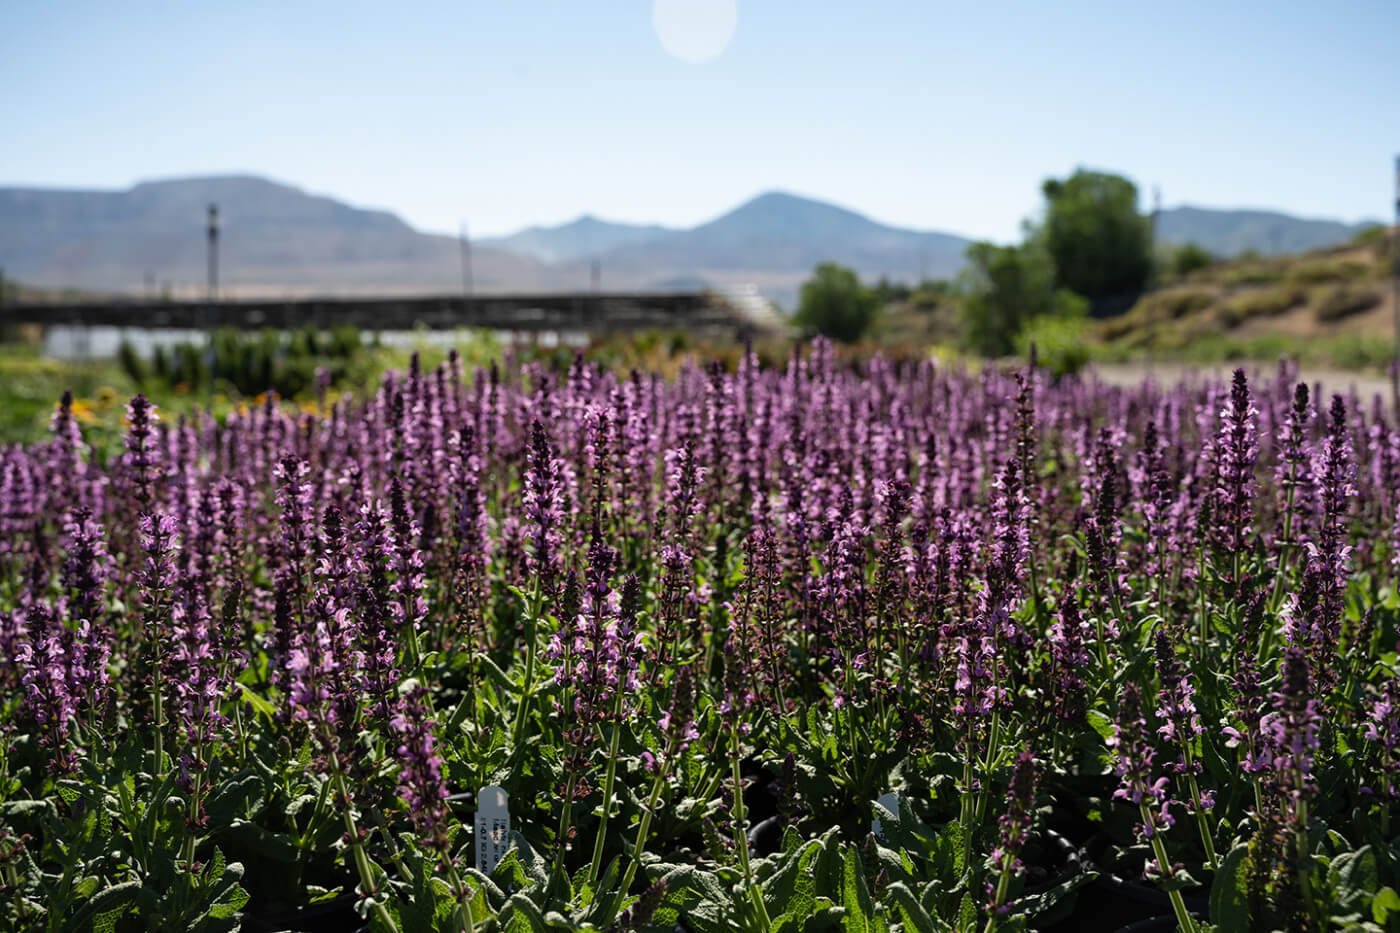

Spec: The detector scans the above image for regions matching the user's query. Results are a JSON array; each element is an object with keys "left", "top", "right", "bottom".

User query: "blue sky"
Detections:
[{"left": 3, "top": 1, "right": 1397, "bottom": 241}]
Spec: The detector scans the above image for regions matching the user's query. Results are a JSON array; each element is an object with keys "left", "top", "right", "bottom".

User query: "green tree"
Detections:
[
  {"left": 793, "top": 262, "right": 880, "bottom": 343},
  {"left": 1038, "top": 169, "right": 1152, "bottom": 300},
  {"left": 1169, "top": 242, "right": 1215, "bottom": 278},
  {"left": 958, "top": 242, "right": 1058, "bottom": 356}
]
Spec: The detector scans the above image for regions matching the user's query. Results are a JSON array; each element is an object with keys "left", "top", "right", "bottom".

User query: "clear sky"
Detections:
[{"left": 3, "top": 1, "right": 1397, "bottom": 242}]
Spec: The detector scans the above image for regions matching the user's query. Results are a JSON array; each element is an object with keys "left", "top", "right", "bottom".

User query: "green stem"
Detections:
[
  {"left": 960, "top": 744, "right": 976, "bottom": 872},
  {"left": 1196, "top": 548, "right": 1209, "bottom": 665},
  {"left": 982, "top": 855, "right": 1015, "bottom": 933},
  {"left": 1142, "top": 806, "right": 1198, "bottom": 933},
  {"left": 551, "top": 774, "right": 576, "bottom": 888},
  {"left": 182, "top": 768, "right": 203, "bottom": 869},
  {"left": 613, "top": 747, "right": 673, "bottom": 918},
  {"left": 152, "top": 639, "right": 165, "bottom": 773},
  {"left": 332, "top": 769, "right": 400, "bottom": 933},
  {"left": 1184, "top": 773, "right": 1218, "bottom": 870},
  {"left": 509, "top": 579, "right": 544, "bottom": 757},
  {"left": 1295, "top": 795, "right": 1317, "bottom": 928},
  {"left": 729, "top": 726, "right": 772, "bottom": 931},
  {"left": 586, "top": 705, "right": 625, "bottom": 888},
  {"left": 443, "top": 861, "right": 479, "bottom": 933}
]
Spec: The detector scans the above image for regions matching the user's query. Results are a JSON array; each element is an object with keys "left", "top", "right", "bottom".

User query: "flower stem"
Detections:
[
  {"left": 729, "top": 724, "right": 771, "bottom": 930},
  {"left": 587, "top": 702, "right": 625, "bottom": 888},
  {"left": 443, "top": 861, "right": 478, "bottom": 933},
  {"left": 509, "top": 578, "right": 544, "bottom": 757},
  {"left": 1141, "top": 806, "right": 1198, "bottom": 933},
  {"left": 332, "top": 768, "right": 400, "bottom": 933}
]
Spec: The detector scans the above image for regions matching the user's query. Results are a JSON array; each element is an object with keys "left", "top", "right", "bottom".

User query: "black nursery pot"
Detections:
[
  {"left": 1109, "top": 916, "right": 1182, "bottom": 933},
  {"left": 1031, "top": 826, "right": 1210, "bottom": 932},
  {"left": 1061, "top": 867, "right": 1208, "bottom": 931},
  {"left": 1019, "top": 829, "right": 1097, "bottom": 931},
  {"left": 243, "top": 893, "right": 367, "bottom": 933}
]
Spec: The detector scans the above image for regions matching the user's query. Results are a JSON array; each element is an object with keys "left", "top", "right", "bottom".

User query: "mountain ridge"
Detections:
[{"left": 0, "top": 175, "right": 1380, "bottom": 306}]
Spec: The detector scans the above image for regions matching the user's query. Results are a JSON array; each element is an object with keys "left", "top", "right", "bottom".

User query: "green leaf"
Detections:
[
  {"left": 1210, "top": 844, "right": 1250, "bottom": 932},
  {"left": 1373, "top": 886, "right": 1400, "bottom": 925},
  {"left": 68, "top": 879, "right": 142, "bottom": 933},
  {"left": 886, "top": 881, "right": 935, "bottom": 933},
  {"left": 1330, "top": 845, "right": 1378, "bottom": 913},
  {"left": 501, "top": 891, "right": 548, "bottom": 932},
  {"left": 956, "top": 892, "right": 977, "bottom": 931},
  {"left": 930, "top": 820, "right": 966, "bottom": 880},
  {"left": 1085, "top": 709, "right": 1115, "bottom": 744},
  {"left": 236, "top": 682, "right": 277, "bottom": 719},
  {"left": 1009, "top": 868, "right": 1098, "bottom": 920},
  {"left": 842, "top": 845, "right": 873, "bottom": 933}
]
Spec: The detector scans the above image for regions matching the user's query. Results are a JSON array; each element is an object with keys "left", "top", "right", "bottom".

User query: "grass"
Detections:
[{"left": 0, "top": 328, "right": 509, "bottom": 446}]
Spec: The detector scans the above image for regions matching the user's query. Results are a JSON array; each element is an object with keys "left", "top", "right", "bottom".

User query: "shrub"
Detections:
[
  {"left": 1169, "top": 242, "right": 1215, "bottom": 278},
  {"left": 793, "top": 262, "right": 881, "bottom": 343},
  {"left": 1313, "top": 284, "right": 1382, "bottom": 322},
  {"left": 958, "top": 241, "right": 1071, "bottom": 356},
  {"left": 1224, "top": 264, "right": 1285, "bottom": 287},
  {"left": 1217, "top": 286, "right": 1304, "bottom": 326},
  {"left": 1128, "top": 287, "right": 1216, "bottom": 324},
  {"left": 1016, "top": 312, "right": 1091, "bottom": 377},
  {"left": 1286, "top": 258, "right": 1371, "bottom": 287}
]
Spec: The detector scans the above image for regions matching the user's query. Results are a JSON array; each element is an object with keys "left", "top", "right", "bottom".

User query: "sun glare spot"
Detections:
[{"left": 652, "top": 0, "right": 738, "bottom": 64}]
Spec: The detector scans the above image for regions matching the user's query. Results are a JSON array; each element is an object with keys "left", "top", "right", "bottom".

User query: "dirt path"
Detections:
[{"left": 1090, "top": 361, "right": 1396, "bottom": 406}]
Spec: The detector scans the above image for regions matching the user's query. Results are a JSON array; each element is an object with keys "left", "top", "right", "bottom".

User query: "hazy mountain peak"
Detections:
[
  {"left": 479, "top": 213, "right": 677, "bottom": 263},
  {"left": 0, "top": 173, "right": 1380, "bottom": 306},
  {"left": 1156, "top": 205, "right": 1379, "bottom": 257}
]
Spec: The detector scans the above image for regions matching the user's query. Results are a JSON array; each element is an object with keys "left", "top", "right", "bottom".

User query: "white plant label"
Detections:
[
  {"left": 873, "top": 791, "right": 900, "bottom": 841},
  {"left": 475, "top": 785, "right": 510, "bottom": 874}
]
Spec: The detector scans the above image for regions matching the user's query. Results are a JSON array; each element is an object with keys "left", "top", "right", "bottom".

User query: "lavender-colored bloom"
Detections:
[
  {"left": 123, "top": 394, "right": 160, "bottom": 513},
  {"left": 387, "top": 476, "right": 428, "bottom": 650},
  {"left": 522, "top": 418, "right": 566, "bottom": 594},
  {"left": 137, "top": 511, "right": 180, "bottom": 643},
  {"left": 1210, "top": 369, "right": 1259, "bottom": 559},
  {"left": 1273, "top": 383, "right": 1315, "bottom": 549},
  {"left": 60, "top": 507, "right": 111, "bottom": 707},
  {"left": 1084, "top": 428, "right": 1124, "bottom": 609},
  {"left": 168, "top": 580, "right": 226, "bottom": 796},
  {"left": 993, "top": 750, "right": 1038, "bottom": 866},
  {"left": 354, "top": 501, "right": 401, "bottom": 724},
  {"left": 1260, "top": 646, "right": 1321, "bottom": 808},
  {"left": 1153, "top": 632, "right": 1201, "bottom": 767},
  {"left": 1131, "top": 420, "right": 1174, "bottom": 580},
  {"left": 658, "top": 661, "right": 699, "bottom": 755},
  {"left": 1109, "top": 683, "right": 1175, "bottom": 839},
  {"left": 1363, "top": 656, "right": 1400, "bottom": 801},
  {"left": 1045, "top": 589, "right": 1089, "bottom": 724},
  {"left": 391, "top": 687, "right": 451, "bottom": 853},
  {"left": 272, "top": 457, "right": 314, "bottom": 672},
  {"left": 15, "top": 601, "right": 77, "bottom": 771}
]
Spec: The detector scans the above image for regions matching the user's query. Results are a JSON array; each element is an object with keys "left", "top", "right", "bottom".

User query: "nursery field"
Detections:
[{"left": 3, "top": 345, "right": 1400, "bottom": 932}]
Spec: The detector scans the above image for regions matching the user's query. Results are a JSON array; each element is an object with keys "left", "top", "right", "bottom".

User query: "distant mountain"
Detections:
[
  {"left": 1156, "top": 206, "right": 1378, "bottom": 258},
  {"left": 0, "top": 175, "right": 1380, "bottom": 307},
  {"left": 0, "top": 175, "right": 563, "bottom": 296},
  {"left": 592, "top": 191, "right": 971, "bottom": 305},
  {"left": 479, "top": 215, "right": 677, "bottom": 263}
]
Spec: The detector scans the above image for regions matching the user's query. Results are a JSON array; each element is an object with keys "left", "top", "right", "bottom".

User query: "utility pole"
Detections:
[
  {"left": 207, "top": 204, "right": 219, "bottom": 303},
  {"left": 1392, "top": 156, "right": 1400, "bottom": 416},
  {"left": 459, "top": 221, "right": 474, "bottom": 300},
  {"left": 590, "top": 259, "right": 601, "bottom": 293},
  {"left": 206, "top": 204, "right": 219, "bottom": 403},
  {"left": 1150, "top": 185, "right": 1162, "bottom": 286}
]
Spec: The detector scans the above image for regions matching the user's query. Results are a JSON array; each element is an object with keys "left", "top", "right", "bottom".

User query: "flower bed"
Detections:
[{"left": 1, "top": 346, "right": 1398, "bottom": 931}]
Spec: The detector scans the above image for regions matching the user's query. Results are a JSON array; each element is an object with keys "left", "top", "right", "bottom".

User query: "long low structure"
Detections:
[{"left": 1, "top": 291, "right": 777, "bottom": 337}]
